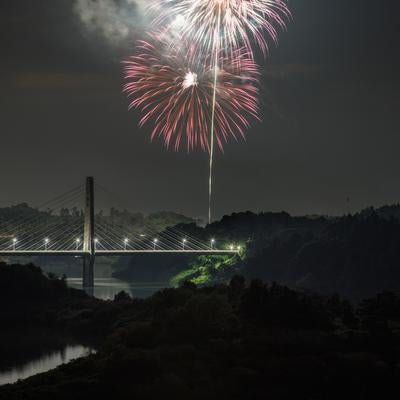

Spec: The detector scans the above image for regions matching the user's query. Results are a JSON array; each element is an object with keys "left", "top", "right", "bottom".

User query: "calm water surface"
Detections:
[
  {"left": 67, "top": 277, "right": 168, "bottom": 299},
  {"left": 0, "top": 345, "right": 93, "bottom": 386},
  {"left": 0, "top": 278, "right": 161, "bottom": 385}
]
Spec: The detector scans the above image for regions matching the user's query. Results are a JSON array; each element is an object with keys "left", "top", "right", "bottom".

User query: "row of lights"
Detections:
[
  {"left": 12, "top": 237, "right": 51, "bottom": 250},
  {"left": 9, "top": 237, "right": 239, "bottom": 251},
  {"left": 74, "top": 237, "right": 213, "bottom": 251}
]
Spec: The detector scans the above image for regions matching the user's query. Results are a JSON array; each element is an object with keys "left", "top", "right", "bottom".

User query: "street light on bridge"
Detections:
[
  {"left": 210, "top": 238, "right": 215, "bottom": 249},
  {"left": 12, "top": 237, "right": 17, "bottom": 251},
  {"left": 124, "top": 238, "right": 129, "bottom": 250},
  {"left": 153, "top": 238, "right": 158, "bottom": 250},
  {"left": 44, "top": 238, "right": 49, "bottom": 250},
  {"left": 182, "top": 238, "right": 187, "bottom": 250},
  {"left": 76, "top": 238, "right": 81, "bottom": 250},
  {"left": 94, "top": 238, "right": 99, "bottom": 250}
]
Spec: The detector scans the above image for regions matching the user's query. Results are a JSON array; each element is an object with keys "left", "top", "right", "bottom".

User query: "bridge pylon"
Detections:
[{"left": 82, "top": 176, "right": 95, "bottom": 291}]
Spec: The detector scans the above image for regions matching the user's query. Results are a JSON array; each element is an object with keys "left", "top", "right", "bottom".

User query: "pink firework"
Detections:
[
  {"left": 123, "top": 33, "right": 259, "bottom": 152},
  {"left": 150, "top": 0, "right": 291, "bottom": 57}
]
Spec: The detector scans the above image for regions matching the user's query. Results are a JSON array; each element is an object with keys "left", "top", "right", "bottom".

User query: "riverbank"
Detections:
[
  {"left": 1, "top": 263, "right": 400, "bottom": 399},
  {"left": 67, "top": 277, "right": 168, "bottom": 300},
  {"left": 0, "top": 336, "right": 93, "bottom": 386}
]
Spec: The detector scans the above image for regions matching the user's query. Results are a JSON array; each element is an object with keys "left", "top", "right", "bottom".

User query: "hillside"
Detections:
[
  {"left": 0, "top": 204, "right": 196, "bottom": 276},
  {"left": 1, "top": 264, "right": 400, "bottom": 399},
  {"left": 138, "top": 211, "right": 400, "bottom": 301}
]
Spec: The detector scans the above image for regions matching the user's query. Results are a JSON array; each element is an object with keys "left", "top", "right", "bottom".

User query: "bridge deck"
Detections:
[{"left": 0, "top": 250, "right": 237, "bottom": 257}]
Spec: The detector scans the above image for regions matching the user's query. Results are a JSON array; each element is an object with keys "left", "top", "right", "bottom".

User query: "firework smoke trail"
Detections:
[
  {"left": 208, "top": 5, "right": 221, "bottom": 224},
  {"left": 148, "top": 0, "right": 290, "bottom": 223},
  {"left": 124, "top": 1, "right": 290, "bottom": 223},
  {"left": 123, "top": 32, "right": 259, "bottom": 150}
]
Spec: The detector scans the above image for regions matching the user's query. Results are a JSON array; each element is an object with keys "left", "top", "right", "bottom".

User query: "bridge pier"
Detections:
[
  {"left": 0, "top": 175, "right": 239, "bottom": 297},
  {"left": 83, "top": 253, "right": 95, "bottom": 295},
  {"left": 82, "top": 176, "right": 95, "bottom": 293}
]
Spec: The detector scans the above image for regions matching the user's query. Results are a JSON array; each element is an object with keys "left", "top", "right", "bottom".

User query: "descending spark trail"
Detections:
[
  {"left": 147, "top": 0, "right": 290, "bottom": 223},
  {"left": 123, "top": 0, "right": 290, "bottom": 223},
  {"left": 208, "top": 5, "right": 221, "bottom": 224}
]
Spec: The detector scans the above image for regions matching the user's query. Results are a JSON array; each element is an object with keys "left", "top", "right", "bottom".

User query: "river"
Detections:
[
  {"left": 67, "top": 277, "right": 168, "bottom": 300},
  {"left": 0, "top": 279, "right": 164, "bottom": 386},
  {"left": 0, "top": 343, "right": 94, "bottom": 386}
]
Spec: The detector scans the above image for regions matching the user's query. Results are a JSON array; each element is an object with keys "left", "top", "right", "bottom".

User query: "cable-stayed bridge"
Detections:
[{"left": 0, "top": 177, "right": 237, "bottom": 289}]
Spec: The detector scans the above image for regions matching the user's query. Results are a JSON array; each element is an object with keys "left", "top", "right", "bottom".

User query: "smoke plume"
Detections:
[{"left": 74, "top": 0, "right": 148, "bottom": 43}]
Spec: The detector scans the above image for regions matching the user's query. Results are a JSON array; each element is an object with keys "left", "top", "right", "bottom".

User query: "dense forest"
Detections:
[
  {"left": 0, "top": 264, "right": 400, "bottom": 399},
  {"left": 114, "top": 206, "right": 400, "bottom": 301},
  {"left": 3, "top": 203, "right": 400, "bottom": 300},
  {"left": 0, "top": 262, "right": 99, "bottom": 371},
  {"left": 0, "top": 203, "right": 196, "bottom": 234}
]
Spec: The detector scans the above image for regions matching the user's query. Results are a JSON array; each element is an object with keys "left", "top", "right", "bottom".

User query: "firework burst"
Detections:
[
  {"left": 123, "top": 32, "right": 259, "bottom": 152},
  {"left": 150, "top": 0, "right": 291, "bottom": 57},
  {"left": 123, "top": 1, "right": 291, "bottom": 223}
]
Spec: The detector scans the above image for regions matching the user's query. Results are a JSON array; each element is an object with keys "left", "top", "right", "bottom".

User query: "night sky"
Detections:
[{"left": 1, "top": 0, "right": 399, "bottom": 220}]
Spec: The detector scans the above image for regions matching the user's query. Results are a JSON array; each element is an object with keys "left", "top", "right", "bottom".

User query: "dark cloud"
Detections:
[
  {"left": 0, "top": 0, "right": 399, "bottom": 219},
  {"left": 13, "top": 72, "right": 115, "bottom": 90},
  {"left": 263, "top": 63, "right": 320, "bottom": 80},
  {"left": 73, "top": 0, "right": 147, "bottom": 43}
]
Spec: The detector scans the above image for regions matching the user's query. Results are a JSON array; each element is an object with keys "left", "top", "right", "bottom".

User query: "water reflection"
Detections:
[
  {"left": 0, "top": 279, "right": 163, "bottom": 385},
  {"left": 0, "top": 345, "right": 93, "bottom": 386},
  {"left": 67, "top": 277, "right": 168, "bottom": 300}
]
